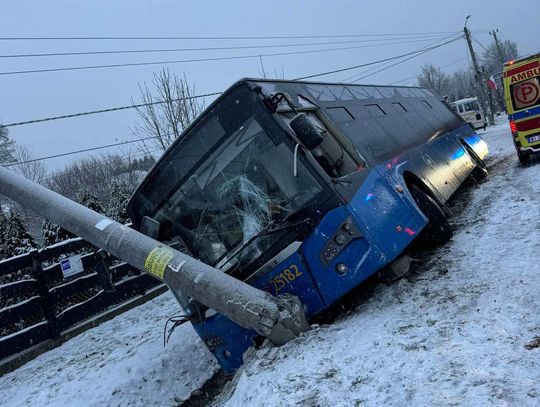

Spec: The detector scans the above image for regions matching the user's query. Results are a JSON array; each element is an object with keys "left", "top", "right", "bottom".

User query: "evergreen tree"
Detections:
[
  {"left": 0, "top": 206, "right": 36, "bottom": 259},
  {"left": 77, "top": 188, "right": 105, "bottom": 213},
  {"left": 0, "top": 125, "right": 15, "bottom": 165},
  {"left": 42, "top": 220, "right": 73, "bottom": 247},
  {"left": 107, "top": 182, "right": 131, "bottom": 224}
]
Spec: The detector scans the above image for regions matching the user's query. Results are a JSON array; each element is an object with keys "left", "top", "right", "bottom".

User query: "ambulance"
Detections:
[{"left": 503, "top": 53, "right": 540, "bottom": 164}]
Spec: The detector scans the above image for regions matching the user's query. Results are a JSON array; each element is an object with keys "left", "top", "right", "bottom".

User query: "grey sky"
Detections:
[{"left": 1, "top": 0, "right": 539, "bottom": 171}]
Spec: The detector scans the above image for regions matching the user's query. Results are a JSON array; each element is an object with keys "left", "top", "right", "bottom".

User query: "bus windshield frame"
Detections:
[{"left": 129, "top": 83, "right": 335, "bottom": 273}]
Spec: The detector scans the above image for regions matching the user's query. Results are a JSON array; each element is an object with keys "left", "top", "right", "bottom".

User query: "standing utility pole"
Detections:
[
  {"left": 490, "top": 29, "right": 505, "bottom": 64},
  {"left": 464, "top": 18, "right": 494, "bottom": 125},
  {"left": 489, "top": 28, "right": 505, "bottom": 111}
]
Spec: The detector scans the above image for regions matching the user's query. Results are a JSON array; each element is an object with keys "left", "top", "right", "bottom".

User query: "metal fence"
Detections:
[{"left": 0, "top": 237, "right": 163, "bottom": 362}]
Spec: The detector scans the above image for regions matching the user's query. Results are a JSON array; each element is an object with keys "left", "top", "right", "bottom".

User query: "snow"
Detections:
[
  {"left": 0, "top": 292, "right": 218, "bottom": 406},
  {"left": 1, "top": 120, "right": 539, "bottom": 406}
]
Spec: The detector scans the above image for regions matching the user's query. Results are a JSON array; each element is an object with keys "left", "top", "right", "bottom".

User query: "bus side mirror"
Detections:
[{"left": 289, "top": 113, "right": 324, "bottom": 149}]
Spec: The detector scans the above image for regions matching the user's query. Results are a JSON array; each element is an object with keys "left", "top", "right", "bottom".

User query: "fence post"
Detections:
[
  {"left": 31, "top": 250, "right": 60, "bottom": 338},
  {"left": 95, "top": 250, "right": 115, "bottom": 293}
]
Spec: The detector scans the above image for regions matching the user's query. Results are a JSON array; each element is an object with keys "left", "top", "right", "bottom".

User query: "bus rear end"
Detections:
[{"left": 503, "top": 54, "right": 540, "bottom": 164}]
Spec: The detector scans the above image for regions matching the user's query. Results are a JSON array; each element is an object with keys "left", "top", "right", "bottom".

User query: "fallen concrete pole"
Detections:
[{"left": 0, "top": 165, "right": 308, "bottom": 345}]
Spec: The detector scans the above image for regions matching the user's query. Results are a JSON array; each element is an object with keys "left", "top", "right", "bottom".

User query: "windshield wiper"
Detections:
[{"left": 214, "top": 215, "right": 312, "bottom": 270}]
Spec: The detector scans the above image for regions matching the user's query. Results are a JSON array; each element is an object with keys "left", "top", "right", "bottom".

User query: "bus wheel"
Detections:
[
  {"left": 410, "top": 184, "right": 452, "bottom": 248},
  {"left": 463, "top": 143, "right": 488, "bottom": 180},
  {"left": 518, "top": 151, "right": 530, "bottom": 166}
]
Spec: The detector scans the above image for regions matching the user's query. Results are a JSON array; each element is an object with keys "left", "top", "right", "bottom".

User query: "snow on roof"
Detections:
[{"left": 452, "top": 97, "right": 478, "bottom": 104}]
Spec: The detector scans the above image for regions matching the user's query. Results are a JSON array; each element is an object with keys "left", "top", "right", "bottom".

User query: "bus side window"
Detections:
[{"left": 283, "top": 110, "right": 359, "bottom": 178}]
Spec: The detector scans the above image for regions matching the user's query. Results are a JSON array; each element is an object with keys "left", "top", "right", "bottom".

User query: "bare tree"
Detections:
[
  {"left": 46, "top": 153, "right": 153, "bottom": 206},
  {"left": 1, "top": 140, "right": 47, "bottom": 243},
  {"left": 417, "top": 64, "right": 452, "bottom": 97},
  {"left": 447, "top": 69, "right": 476, "bottom": 101},
  {"left": 482, "top": 38, "right": 518, "bottom": 110},
  {"left": 131, "top": 69, "right": 204, "bottom": 155},
  {"left": 11, "top": 145, "right": 47, "bottom": 184},
  {"left": 48, "top": 154, "right": 128, "bottom": 202},
  {"left": 482, "top": 39, "right": 518, "bottom": 74}
]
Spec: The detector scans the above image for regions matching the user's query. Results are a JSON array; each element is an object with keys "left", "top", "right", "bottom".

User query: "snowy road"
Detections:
[{"left": 1, "top": 121, "right": 539, "bottom": 406}]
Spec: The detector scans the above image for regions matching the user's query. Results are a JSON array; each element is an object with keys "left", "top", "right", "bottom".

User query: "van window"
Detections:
[
  {"left": 462, "top": 101, "right": 478, "bottom": 112},
  {"left": 458, "top": 104, "right": 464, "bottom": 113}
]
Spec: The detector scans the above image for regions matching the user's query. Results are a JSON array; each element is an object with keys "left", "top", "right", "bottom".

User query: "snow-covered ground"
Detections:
[
  {"left": 1, "top": 121, "right": 539, "bottom": 406},
  {"left": 0, "top": 293, "right": 218, "bottom": 406}
]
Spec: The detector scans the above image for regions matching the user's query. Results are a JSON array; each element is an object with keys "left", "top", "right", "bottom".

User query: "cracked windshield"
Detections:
[{"left": 154, "top": 107, "right": 322, "bottom": 268}]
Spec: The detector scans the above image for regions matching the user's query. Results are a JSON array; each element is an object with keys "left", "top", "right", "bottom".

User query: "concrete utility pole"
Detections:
[
  {"left": 0, "top": 165, "right": 309, "bottom": 345},
  {"left": 464, "top": 17, "right": 494, "bottom": 125},
  {"left": 490, "top": 29, "right": 505, "bottom": 64},
  {"left": 489, "top": 29, "right": 506, "bottom": 111}
]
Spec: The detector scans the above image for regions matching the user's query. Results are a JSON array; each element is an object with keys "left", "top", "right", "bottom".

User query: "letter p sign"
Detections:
[{"left": 514, "top": 79, "right": 540, "bottom": 109}]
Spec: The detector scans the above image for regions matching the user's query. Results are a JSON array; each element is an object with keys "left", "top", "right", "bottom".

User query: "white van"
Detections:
[{"left": 451, "top": 97, "right": 487, "bottom": 130}]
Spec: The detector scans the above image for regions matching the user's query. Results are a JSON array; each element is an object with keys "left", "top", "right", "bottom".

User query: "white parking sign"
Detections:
[{"left": 60, "top": 255, "right": 84, "bottom": 279}]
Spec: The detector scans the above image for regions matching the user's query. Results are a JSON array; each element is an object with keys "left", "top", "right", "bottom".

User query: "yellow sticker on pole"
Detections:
[{"left": 144, "top": 247, "right": 175, "bottom": 279}]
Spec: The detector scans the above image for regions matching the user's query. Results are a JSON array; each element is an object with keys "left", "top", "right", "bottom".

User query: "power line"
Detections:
[
  {"left": 349, "top": 36, "right": 463, "bottom": 83},
  {"left": 340, "top": 55, "right": 398, "bottom": 82},
  {"left": 341, "top": 50, "right": 420, "bottom": 83},
  {"left": 0, "top": 36, "right": 452, "bottom": 59},
  {"left": 3, "top": 135, "right": 166, "bottom": 167},
  {"left": 1, "top": 35, "right": 463, "bottom": 128},
  {"left": 3, "top": 36, "right": 465, "bottom": 167},
  {"left": 0, "top": 32, "right": 462, "bottom": 41},
  {"left": 37, "top": 146, "right": 163, "bottom": 184},
  {"left": 295, "top": 34, "right": 462, "bottom": 80},
  {"left": 471, "top": 35, "right": 489, "bottom": 52},
  {"left": 341, "top": 34, "right": 461, "bottom": 82},
  {"left": 1, "top": 91, "right": 222, "bottom": 127},
  {"left": 351, "top": 47, "right": 445, "bottom": 83},
  {"left": 0, "top": 38, "right": 456, "bottom": 76},
  {"left": 388, "top": 56, "right": 468, "bottom": 85}
]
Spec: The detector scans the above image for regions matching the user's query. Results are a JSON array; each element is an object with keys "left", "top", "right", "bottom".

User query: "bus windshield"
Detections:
[{"left": 141, "top": 89, "right": 325, "bottom": 269}]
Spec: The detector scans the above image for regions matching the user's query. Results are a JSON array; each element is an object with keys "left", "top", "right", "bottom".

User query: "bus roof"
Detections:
[{"left": 128, "top": 78, "right": 457, "bottom": 221}]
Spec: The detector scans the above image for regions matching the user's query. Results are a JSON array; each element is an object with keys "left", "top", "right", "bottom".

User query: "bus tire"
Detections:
[
  {"left": 518, "top": 151, "right": 531, "bottom": 165},
  {"left": 462, "top": 142, "right": 488, "bottom": 180},
  {"left": 410, "top": 184, "right": 452, "bottom": 248}
]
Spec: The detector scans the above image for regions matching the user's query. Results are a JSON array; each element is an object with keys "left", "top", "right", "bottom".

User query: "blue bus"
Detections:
[{"left": 127, "top": 78, "right": 488, "bottom": 373}]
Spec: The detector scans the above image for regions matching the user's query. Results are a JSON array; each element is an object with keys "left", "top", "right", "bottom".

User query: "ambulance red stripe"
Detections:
[
  {"left": 516, "top": 117, "right": 540, "bottom": 132},
  {"left": 504, "top": 61, "right": 540, "bottom": 77}
]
